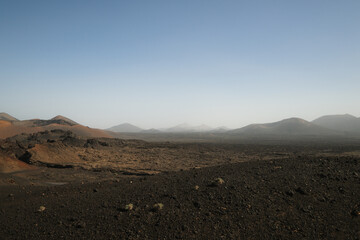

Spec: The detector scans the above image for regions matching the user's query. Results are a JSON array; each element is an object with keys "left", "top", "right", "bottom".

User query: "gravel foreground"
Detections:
[{"left": 1, "top": 156, "right": 360, "bottom": 240}]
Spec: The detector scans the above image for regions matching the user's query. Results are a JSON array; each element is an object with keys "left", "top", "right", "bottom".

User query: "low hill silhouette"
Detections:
[
  {"left": 164, "top": 123, "right": 213, "bottom": 132},
  {"left": 312, "top": 114, "right": 360, "bottom": 134},
  {"left": 107, "top": 123, "right": 143, "bottom": 133},
  {"left": 230, "top": 118, "right": 340, "bottom": 136},
  {"left": 0, "top": 113, "right": 18, "bottom": 122}
]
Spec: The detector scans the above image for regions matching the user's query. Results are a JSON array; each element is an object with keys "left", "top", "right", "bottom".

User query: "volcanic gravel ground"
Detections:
[
  {"left": 1, "top": 156, "right": 359, "bottom": 239},
  {"left": 2, "top": 130, "right": 360, "bottom": 181}
]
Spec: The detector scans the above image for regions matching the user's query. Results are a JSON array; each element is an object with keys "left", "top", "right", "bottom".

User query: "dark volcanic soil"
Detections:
[
  {"left": 1, "top": 156, "right": 359, "bottom": 239},
  {"left": 2, "top": 130, "right": 360, "bottom": 184}
]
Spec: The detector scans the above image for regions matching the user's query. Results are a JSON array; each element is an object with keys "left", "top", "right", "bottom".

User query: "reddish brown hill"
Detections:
[
  {"left": 0, "top": 113, "right": 18, "bottom": 122},
  {"left": 0, "top": 155, "right": 35, "bottom": 173},
  {"left": 0, "top": 116, "right": 111, "bottom": 139}
]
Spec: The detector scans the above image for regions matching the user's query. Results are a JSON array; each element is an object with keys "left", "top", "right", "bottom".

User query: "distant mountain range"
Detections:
[
  {"left": 107, "top": 123, "right": 143, "bottom": 133},
  {"left": 229, "top": 114, "right": 360, "bottom": 137},
  {"left": 103, "top": 114, "right": 360, "bottom": 136},
  {"left": 163, "top": 123, "right": 214, "bottom": 133},
  {"left": 229, "top": 118, "right": 338, "bottom": 136},
  {"left": 1, "top": 113, "right": 360, "bottom": 139},
  {"left": 107, "top": 123, "right": 229, "bottom": 133}
]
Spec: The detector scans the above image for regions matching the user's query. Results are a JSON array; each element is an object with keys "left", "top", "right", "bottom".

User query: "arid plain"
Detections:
[{"left": 1, "top": 113, "right": 359, "bottom": 239}]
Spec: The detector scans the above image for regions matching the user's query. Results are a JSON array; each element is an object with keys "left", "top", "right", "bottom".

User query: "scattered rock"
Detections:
[
  {"left": 125, "top": 204, "right": 134, "bottom": 211},
  {"left": 351, "top": 205, "right": 360, "bottom": 217},
  {"left": 152, "top": 203, "right": 164, "bottom": 212},
  {"left": 209, "top": 178, "right": 225, "bottom": 187},
  {"left": 28, "top": 143, "right": 35, "bottom": 149},
  {"left": 1, "top": 139, "right": 359, "bottom": 239},
  {"left": 351, "top": 209, "right": 360, "bottom": 217},
  {"left": 37, "top": 206, "right": 46, "bottom": 212}
]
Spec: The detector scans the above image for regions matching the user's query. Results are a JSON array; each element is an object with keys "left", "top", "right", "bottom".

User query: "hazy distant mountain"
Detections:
[
  {"left": 230, "top": 118, "right": 339, "bottom": 136},
  {"left": 108, "top": 123, "right": 229, "bottom": 133},
  {"left": 165, "top": 123, "right": 213, "bottom": 132},
  {"left": 210, "top": 126, "right": 231, "bottom": 133},
  {"left": 107, "top": 123, "right": 143, "bottom": 133},
  {"left": 0, "top": 113, "right": 18, "bottom": 122},
  {"left": 141, "top": 128, "right": 162, "bottom": 133},
  {"left": 312, "top": 114, "right": 360, "bottom": 133},
  {"left": 164, "top": 123, "right": 193, "bottom": 132}
]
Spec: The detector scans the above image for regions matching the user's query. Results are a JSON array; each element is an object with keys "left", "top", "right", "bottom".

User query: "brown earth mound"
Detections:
[
  {"left": 0, "top": 155, "right": 35, "bottom": 173},
  {"left": 0, "top": 119, "right": 111, "bottom": 139},
  {"left": 0, "top": 113, "right": 18, "bottom": 122}
]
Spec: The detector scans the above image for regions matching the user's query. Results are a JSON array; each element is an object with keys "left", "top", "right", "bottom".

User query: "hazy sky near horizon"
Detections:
[{"left": 1, "top": 0, "right": 359, "bottom": 129}]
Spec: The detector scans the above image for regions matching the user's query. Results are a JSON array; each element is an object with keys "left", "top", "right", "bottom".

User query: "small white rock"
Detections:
[{"left": 38, "top": 206, "right": 46, "bottom": 212}]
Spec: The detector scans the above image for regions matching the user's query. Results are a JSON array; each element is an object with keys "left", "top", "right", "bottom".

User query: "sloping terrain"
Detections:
[
  {"left": 2, "top": 129, "right": 359, "bottom": 179},
  {"left": 140, "top": 128, "right": 162, "bottom": 133},
  {"left": 0, "top": 114, "right": 111, "bottom": 139},
  {"left": 312, "top": 114, "right": 360, "bottom": 134},
  {"left": 230, "top": 118, "right": 340, "bottom": 136},
  {"left": 0, "top": 130, "right": 359, "bottom": 239},
  {"left": 51, "top": 115, "right": 79, "bottom": 125},
  {"left": 0, "top": 155, "right": 35, "bottom": 174},
  {"left": 107, "top": 123, "right": 143, "bottom": 133},
  {"left": 0, "top": 130, "right": 297, "bottom": 176},
  {"left": 165, "top": 123, "right": 213, "bottom": 132},
  {"left": 0, "top": 113, "right": 18, "bottom": 122}
]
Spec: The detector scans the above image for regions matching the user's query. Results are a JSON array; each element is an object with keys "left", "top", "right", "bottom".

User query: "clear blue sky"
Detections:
[{"left": 1, "top": 0, "right": 359, "bottom": 129}]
